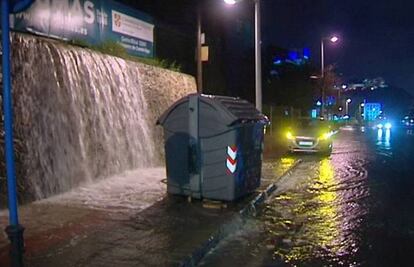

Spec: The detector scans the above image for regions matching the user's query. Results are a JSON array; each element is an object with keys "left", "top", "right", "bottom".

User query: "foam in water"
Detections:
[{"left": 41, "top": 167, "right": 166, "bottom": 213}]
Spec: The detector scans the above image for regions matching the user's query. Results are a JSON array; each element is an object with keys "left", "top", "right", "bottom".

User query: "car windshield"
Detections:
[
  {"left": 300, "top": 119, "right": 326, "bottom": 129},
  {"left": 290, "top": 118, "right": 330, "bottom": 131}
]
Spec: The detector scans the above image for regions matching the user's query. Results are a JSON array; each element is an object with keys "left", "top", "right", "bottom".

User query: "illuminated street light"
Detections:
[
  {"left": 320, "top": 35, "right": 340, "bottom": 118},
  {"left": 224, "top": 0, "right": 262, "bottom": 111},
  {"left": 345, "top": 98, "right": 352, "bottom": 115}
]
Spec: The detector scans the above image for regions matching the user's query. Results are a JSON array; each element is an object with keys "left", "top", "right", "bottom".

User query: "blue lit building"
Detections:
[
  {"left": 271, "top": 47, "right": 311, "bottom": 69},
  {"left": 364, "top": 103, "right": 382, "bottom": 121}
]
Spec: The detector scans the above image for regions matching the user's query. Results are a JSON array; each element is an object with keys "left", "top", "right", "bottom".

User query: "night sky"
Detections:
[{"left": 261, "top": 0, "right": 414, "bottom": 93}]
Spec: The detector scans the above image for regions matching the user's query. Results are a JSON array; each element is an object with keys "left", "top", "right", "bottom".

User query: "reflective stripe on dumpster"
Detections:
[{"left": 226, "top": 145, "right": 238, "bottom": 174}]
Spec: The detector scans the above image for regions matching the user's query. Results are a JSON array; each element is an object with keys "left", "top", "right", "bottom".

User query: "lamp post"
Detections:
[
  {"left": 359, "top": 102, "right": 365, "bottom": 122},
  {"left": 196, "top": 5, "right": 202, "bottom": 93},
  {"left": 346, "top": 98, "right": 352, "bottom": 115},
  {"left": 224, "top": 0, "right": 262, "bottom": 112},
  {"left": 320, "top": 35, "right": 339, "bottom": 118}
]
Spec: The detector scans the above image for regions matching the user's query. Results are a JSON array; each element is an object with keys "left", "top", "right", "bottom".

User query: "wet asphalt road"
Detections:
[
  {"left": 2, "top": 126, "right": 414, "bottom": 267},
  {"left": 200, "top": 126, "right": 414, "bottom": 267}
]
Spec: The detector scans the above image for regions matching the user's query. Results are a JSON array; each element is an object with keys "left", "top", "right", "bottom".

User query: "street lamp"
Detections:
[
  {"left": 345, "top": 98, "right": 352, "bottom": 115},
  {"left": 320, "top": 35, "right": 339, "bottom": 118},
  {"left": 224, "top": 0, "right": 262, "bottom": 112},
  {"left": 321, "top": 35, "right": 339, "bottom": 77},
  {"left": 330, "top": 36, "right": 339, "bottom": 43}
]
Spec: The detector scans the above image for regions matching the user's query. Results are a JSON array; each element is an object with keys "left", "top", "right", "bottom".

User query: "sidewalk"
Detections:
[{"left": 0, "top": 154, "right": 296, "bottom": 266}]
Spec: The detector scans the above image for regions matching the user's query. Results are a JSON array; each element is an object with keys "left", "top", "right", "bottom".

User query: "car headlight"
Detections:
[
  {"left": 286, "top": 132, "right": 294, "bottom": 140},
  {"left": 376, "top": 123, "right": 383, "bottom": 129},
  {"left": 384, "top": 123, "right": 392, "bottom": 129},
  {"left": 319, "top": 132, "right": 333, "bottom": 140}
]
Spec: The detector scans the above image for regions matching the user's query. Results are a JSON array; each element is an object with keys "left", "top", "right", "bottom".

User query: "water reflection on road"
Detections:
[
  {"left": 376, "top": 128, "right": 391, "bottom": 151},
  {"left": 201, "top": 126, "right": 414, "bottom": 267},
  {"left": 263, "top": 153, "right": 369, "bottom": 266},
  {"left": 201, "top": 127, "right": 409, "bottom": 267}
]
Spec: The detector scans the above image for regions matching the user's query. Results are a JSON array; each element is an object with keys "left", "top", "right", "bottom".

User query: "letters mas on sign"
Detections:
[{"left": 11, "top": 0, "right": 155, "bottom": 58}]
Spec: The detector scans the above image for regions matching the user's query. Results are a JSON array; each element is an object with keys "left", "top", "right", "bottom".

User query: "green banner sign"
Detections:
[{"left": 11, "top": 0, "right": 154, "bottom": 58}]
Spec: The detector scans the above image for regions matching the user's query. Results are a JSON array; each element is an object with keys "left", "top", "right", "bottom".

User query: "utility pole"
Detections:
[
  {"left": 196, "top": 4, "right": 203, "bottom": 93},
  {"left": 320, "top": 38, "right": 325, "bottom": 118},
  {"left": 224, "top": 0, "right": 262, "bottom": 111},
  {"left": 320, "top": 35, "right": 339, "bottom": 119},
  {"left": 254, "top": 0, "right": 262, "bottom": 112}
]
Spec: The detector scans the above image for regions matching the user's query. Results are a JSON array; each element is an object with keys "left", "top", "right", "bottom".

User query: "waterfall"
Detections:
[{"left": 4, "top": 33, "right": 195, "bottom": 201}]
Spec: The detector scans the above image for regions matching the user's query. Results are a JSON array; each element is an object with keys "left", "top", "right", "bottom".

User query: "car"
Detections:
[
  {"left": 285, "top": 118, "right": 335, "bottom": 155},
  {"left": 401, "top": 115, "right": 414, "bottom": 128}
]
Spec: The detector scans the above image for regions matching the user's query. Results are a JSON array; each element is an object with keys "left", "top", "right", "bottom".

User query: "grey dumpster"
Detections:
[{"left": 157, "top": 94, "right": 268, "bottom": 201}]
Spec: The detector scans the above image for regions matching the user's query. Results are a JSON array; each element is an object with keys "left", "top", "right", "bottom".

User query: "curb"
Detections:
[
  {"left": 239, "top": 158, "right": 302, "bottom": 218},
  {"left": 178, "top": 159, "right": 303, "bottom": 267}
]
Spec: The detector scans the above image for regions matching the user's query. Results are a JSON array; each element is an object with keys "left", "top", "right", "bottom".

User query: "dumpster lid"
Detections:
[{"left": 157, "top": 94, "right": 268, "bottom": 126}]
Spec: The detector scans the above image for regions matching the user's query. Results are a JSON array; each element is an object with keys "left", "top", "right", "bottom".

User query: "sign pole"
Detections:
[
  {"left": 254, "top": 0, "right": 262, "bottom": 112},
  {"left": 2, "top": 0, "right": 25, "bottom": 266},
  {"left": 196, "top": 4, "right": 203, "bottom": 93}
]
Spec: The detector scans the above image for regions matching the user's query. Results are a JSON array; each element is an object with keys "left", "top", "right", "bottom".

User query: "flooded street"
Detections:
[
  {"left": 2, "top": 126, "right": 414, "bottom": 266},
  {"left": 201, "top": 127, "right": 414, "bottom": 267},
  {"left": 0, "top": 149, "right": 297, "bottom": 266}
]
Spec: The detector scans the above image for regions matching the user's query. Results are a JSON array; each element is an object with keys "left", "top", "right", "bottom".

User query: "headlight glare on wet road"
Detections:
[{"left": 319, "top": 132, "right": 333, "bottom": 140}]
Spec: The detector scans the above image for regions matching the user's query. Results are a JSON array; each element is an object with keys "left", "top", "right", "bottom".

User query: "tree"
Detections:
[
  {"left": 263, "top": 61, "right": 318, "bottom": 112},
  {"left": 320, "top": 65, "right": 343, "bottom": 115}
]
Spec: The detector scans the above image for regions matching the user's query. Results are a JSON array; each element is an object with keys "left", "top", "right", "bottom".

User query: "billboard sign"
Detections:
[{"left": 10, "top": 0, "right": 154, "bottom": 58}]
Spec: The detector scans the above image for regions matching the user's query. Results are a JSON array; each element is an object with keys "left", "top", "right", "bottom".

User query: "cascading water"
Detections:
[{"left": 3, "top": 33, "right": 196, "bottom": 201}]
